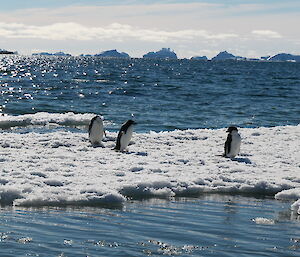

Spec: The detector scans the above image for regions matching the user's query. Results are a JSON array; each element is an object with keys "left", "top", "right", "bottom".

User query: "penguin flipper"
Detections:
[
  {"left": 224, "top": 134, "right": 232, "bottom": 157},
  {"left": 114, "top": 131, "right": 124, "bottom": 151}
]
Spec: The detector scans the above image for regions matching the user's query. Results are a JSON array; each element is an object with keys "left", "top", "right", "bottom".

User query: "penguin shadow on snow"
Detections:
[
  {"left": 228, "top": 156, "right": 252, "bottom": 164},
  {"left": 101, "top": 135, "right": 116, "bottom": 148},
  {"left": 122, "top": 150, "right": 148, "bottom": 156},
  {"left": 234, "top": 153, "right": 253, "bottom": 164},
  {"left": 90, "top": 142, "right": 105, "bottom": 148}
]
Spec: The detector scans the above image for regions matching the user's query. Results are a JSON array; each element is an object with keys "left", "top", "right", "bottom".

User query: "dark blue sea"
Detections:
[
  {"left": 0, "top": 56, "right": 299, "bottom": 131},
  {"left": 0, "top": 56, "right": 299, "bottom": 256}
]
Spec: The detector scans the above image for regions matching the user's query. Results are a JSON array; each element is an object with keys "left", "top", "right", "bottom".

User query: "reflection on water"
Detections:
[
  {"left": 0, "top": 195, "right": 299, "bottom": 256},
  {"left": 1, "top": 56, "right": 300, "bottom": 132}
]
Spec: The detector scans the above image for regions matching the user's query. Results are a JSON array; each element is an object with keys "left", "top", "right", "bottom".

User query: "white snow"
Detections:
[
  {"left": 291, "top": 199, "right": 300, "bottom": 215},
  {"left": 0, "top": 118, "right": 299, "bottom": 207},
  {"left": 0, "top": 112, "right": 98, "bottom": 129},
  {"left": 252, "top": 217, "right": 275, "bottom": 225}
]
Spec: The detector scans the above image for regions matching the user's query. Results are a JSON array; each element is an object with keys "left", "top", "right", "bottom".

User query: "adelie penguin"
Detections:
[
  {"left": 114, "top": 120, "right": 137, "bottom": 152},
  {"left": 88, "top": 115, "right": 106, "bottom": 146},
  {"left": 223, "top": 126, "right": 241, "bottom": 158}
]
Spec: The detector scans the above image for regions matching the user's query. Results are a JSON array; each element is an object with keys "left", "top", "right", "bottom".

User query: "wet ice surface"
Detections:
[{"left": 0, "top": 195, "right": 299, "bottom": 257}]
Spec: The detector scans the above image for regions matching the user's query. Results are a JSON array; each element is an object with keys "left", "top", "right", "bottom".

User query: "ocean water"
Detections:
[
  {"left": 0, "top": 56, "right": 299, "bottom": 131},
  {"left": 0, "top": 56, "right": 300, "bottom": 256},
  {"left": 1, "top": 196, "right": 300, "bottom": 257}
]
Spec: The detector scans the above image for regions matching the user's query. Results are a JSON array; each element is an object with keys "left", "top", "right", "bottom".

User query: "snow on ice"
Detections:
[{"left": 0, "top": 114, "right": 299, "bottom": 207}]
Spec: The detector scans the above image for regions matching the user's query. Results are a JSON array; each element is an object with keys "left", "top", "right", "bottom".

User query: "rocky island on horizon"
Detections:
[
  {"left": 32, "top": 51, "right": 71, "bottom": 57},
  {"left": 0, "top": 49, "right": 17, "bottom": 55},
  {"left": 94, "top": 49, "right": 130, "bottom": 58},
  {"left": 143, "top": 48, "right": 177, "bottom": 59},
  {"left": 2, "top": 47, "right": 299, "bottom": 62}
]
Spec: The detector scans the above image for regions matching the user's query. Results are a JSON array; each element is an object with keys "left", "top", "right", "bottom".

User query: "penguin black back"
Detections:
[
  {"left": 121, "top": 120, "right": 135, "bottom": 133},
  {"left": 224, "top": 126, "right": 241, "bottom": 158},
  {"left": 115, "top": 120, "right": 136, "bottom": 151},
  {"left": 224, "top": 133, "right": 232, "bottom": 157},
  {"left": 88, "top": 116, "right": 100, "bottom": 135}
]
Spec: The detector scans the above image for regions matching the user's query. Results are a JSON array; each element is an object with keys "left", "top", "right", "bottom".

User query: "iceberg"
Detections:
[
  {"left": 191, "top": 56, "right": 208, "bottom": 61},
  {"left": 268, "top": 53, "right": 300, "bottom": 62},
  {"left": 211, "top": 51, "right": 237, "bottom": 61},
  {"left": 32, "top": 52, "right": 72, "bottom": 56},
  {"left": 143, "top": 48, "right": 177, "bottom": 59},
  {"left": 0, "top": 49, "right": 16, "bottom": 55},
  {"left": 94, "top": 49, "right": 130, "bottom": 58}
]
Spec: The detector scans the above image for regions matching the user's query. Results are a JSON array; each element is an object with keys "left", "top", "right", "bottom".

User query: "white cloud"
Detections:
[
  {"left": 0, "top": 2, "right": 298, "bottom": 58},
  {"left": 0, "top": 22, "right": 238, "bottom": 42},
  {"left": 252, "top": 30, "right": 282, "bottom": 39}
]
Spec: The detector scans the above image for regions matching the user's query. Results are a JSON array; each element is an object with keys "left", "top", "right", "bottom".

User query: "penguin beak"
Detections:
[{"left": 133, "top": 121, "right": 137, "bottom": 125}]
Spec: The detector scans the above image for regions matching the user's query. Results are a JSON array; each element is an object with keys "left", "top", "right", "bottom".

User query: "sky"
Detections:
[{"left": 0, "top": 0, "right": 299, "bottom": 58}]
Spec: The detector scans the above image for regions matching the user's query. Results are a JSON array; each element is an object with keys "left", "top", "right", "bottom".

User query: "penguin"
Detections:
[
  {"left": 114, "top": 120, "right": 137, "bottom": 151},
  {"left": 223, "top": 126, "right": 241, "bottom": 158},
  {"left": 88, "top": 115, "right": 105, "bottom": 146}
]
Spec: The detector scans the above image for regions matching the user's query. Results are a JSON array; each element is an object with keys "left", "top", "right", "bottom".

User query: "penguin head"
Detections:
[
  {"left": 93, "top": 115, "right": 103, "bottom": 123},
  {"left": 226, "top": 126, "right": 238, "bottom": 133},
  {"left": 126, "top": 119, "right": 137, "bottom": 126}
]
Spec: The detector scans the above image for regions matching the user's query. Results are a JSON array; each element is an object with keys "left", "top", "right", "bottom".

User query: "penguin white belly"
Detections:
[
  {"left": 120, "top": 126, "right": 133, "bottom": 151},
  {"left": 89, "top": 123, "right": 104, "bottom": 144},
  {"left": 228, "top": 133, "right": 241, "bottom": 158}
]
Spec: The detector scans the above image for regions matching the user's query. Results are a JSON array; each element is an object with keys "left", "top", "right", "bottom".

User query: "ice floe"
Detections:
[
  {"left": 0, "top": 112, "right": 96, "bottom": 129},
  {"left": 291, "top": 199, "right": 300, "bottom": 215},
  {"left": 0, "top": 123, "right": 299, "bottom": 207},
  {"left": 252, "top": 217, "right": 275, "bottom": 225}
]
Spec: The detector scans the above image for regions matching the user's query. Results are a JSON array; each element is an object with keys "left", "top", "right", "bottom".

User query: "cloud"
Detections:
[
  {"left": 0, "top": 22, "right": 238, "bottom": 42},
  {"left": 252, "top": 30, "right": 282, "bottom": 38},
  {"left": 0, "top": 2, "right": 297, "bottom": 58}
]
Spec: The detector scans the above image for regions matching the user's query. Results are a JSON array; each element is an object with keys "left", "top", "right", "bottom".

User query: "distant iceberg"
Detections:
[
  {"left": 211, "top": 51, "right": 238, "bottom": 61},
  {"left": 32, "top": 52, "right": 72, "bottom": 56},
  {"left": 79, "top": 54, "right": 92, "bottom": 57},
  {"left": 52, "top": 51, "right": 72, "bottom": 57},
  {"left": 268, "top": 53, "right": 300, "bottom": 62},
  {"left": 94, "top": 49, "right": 130, "bottom": 58},
  {"left": 143, "top": 48, "right": 177, "bottom": 59},
  {"left": 23, "top": 49, "right": 300, "bottom": 62},
  {"left": 0, "top": 49, "right": 16, "bottom": 55},
  {"left": 32, "top": 52, "right": 52, "bottom": 56},
  {"left": 191, "top": 56, "right": 208, "bottom": 61},
  {"left": 211, "top": 51, "right": 300, "bottom": 62},
  {"left": 260, "top": 56, "right": 270, "bottom": 60}
]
